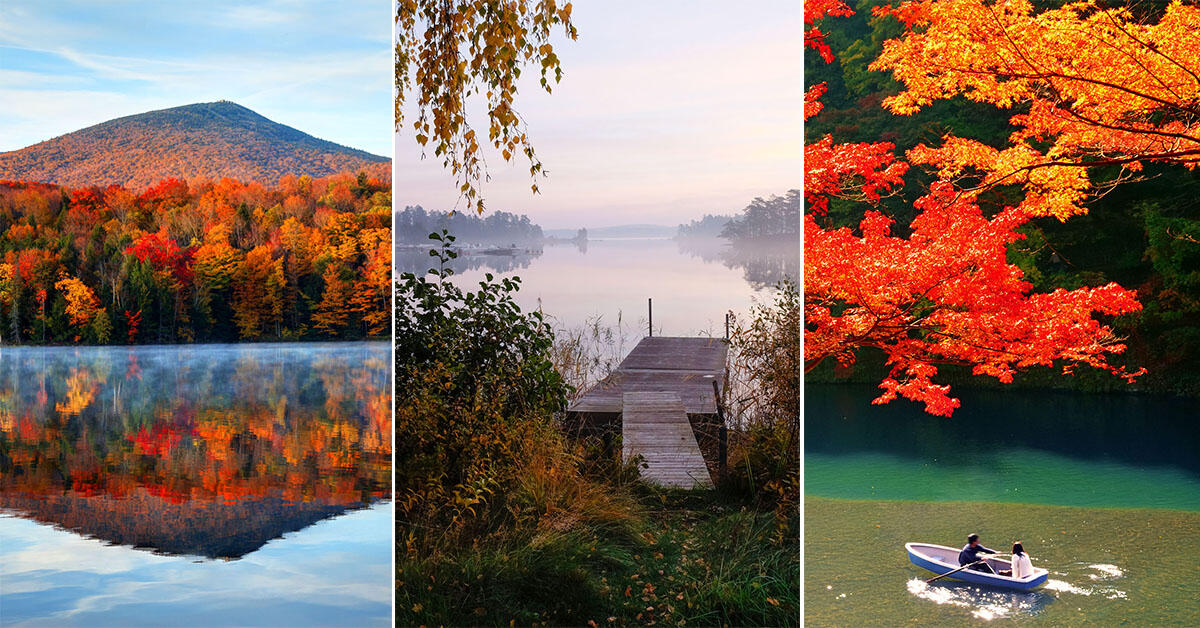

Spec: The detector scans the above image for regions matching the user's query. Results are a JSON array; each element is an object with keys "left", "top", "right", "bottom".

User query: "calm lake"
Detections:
[
  {"left": 805, "top": 384, "right": 1200, "bottom": 626},
  {"left": 396, "top": 236, "right": 798, "bottom": 334},
  {"left": 0, "top": 342, "right": 392, "bottom": 627}
]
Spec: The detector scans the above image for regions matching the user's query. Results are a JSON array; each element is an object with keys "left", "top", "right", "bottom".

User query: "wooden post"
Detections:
[
  {"left": 648, "top": 298, "right": 653, "bottom": 337},
  {"left": 712, "top": 379, "right": 727, "bottom": 478},
  {"left": 724, "top": 313, "right": 729, "bottom": 340}
]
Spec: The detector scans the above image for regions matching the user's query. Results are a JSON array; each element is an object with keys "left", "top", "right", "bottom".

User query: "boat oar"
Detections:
[{"left": 926, "top": 559, "right": 988, "bottom": 584}]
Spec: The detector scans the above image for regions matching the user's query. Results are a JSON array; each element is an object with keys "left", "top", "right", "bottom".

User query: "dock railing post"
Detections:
[
  {"left": 712, "top": 379, "right": 727, "bottom": 479},
  {"left": 648, "top": 298, "right": 653, "bottom": 337}
]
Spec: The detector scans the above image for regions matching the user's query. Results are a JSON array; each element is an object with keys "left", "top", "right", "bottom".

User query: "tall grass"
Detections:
[
  {"left": 548, "top": 312, "right": 637, "bottom": 404},
  {"left": 397, "top": 238, "right": 799, "bottom": 626}
]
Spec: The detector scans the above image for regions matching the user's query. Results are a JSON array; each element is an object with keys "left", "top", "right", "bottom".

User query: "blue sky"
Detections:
[
  {"left": 0, "top": 0, "right": 391, "bottom": 156},
  {"left": 394, "top": 0, "right": 802, "bottom": 228},
  {"left": 0, "top": 1, "right": 800, "bottom": 229}
]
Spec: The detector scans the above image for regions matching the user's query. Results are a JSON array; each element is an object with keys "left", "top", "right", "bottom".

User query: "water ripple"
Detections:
[
  {"left": 1044, "top": 562, "right": 1127, "bottom": 600},
  {"left": 906, "top": 578, "right": 1051, "bottom": 620}
]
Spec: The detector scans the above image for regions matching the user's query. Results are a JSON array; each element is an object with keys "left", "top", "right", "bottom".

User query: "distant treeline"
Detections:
[
  {"left": 0, "top": 171, "right": 390, "bottom": 345},
  {"left": 676, "top": 189, "right": 800, "bottom": 240},
  {"left": 676, "top": 214, "right": 735, "bottom": 238},
  {"left": 395, "top": 205, "right": 543, "bottom": 245}
]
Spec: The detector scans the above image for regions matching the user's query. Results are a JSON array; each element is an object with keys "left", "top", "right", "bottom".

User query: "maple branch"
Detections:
[
  {"left": 912, "top": 57, "right": 1200, "bottom": 121},
  {"left": 1101, "top": 8, "right": 1200, "bottom": 88},
  {"left": 1090, "top": 14, "right": 1185, "bottom": 102},
  {"left": 961, "top": 148, "right": 1200, "bottom": 195},
  {"left": 1165, "top": 226, "right": 1200, "bottom": 244},
  {"left": 1004, "top": 68, "right": 1200, "bottom": 119},
  {"left": 1036, "top": 90, "right": 1200, "bottom": 146}
]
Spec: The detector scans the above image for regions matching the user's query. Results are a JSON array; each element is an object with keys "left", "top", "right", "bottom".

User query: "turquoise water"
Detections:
[
  {"left": 805, "top": 384, "right": 1200, "bottom": 625},
  {"left": 805, "top": 497, "right": 1200, "bottom": 626},
  {"left": 806, "top": 449, "right": 1200, "bottom": 510},
  {"left": 806, "top": 384, "right": 1200, "bottom": 511}
]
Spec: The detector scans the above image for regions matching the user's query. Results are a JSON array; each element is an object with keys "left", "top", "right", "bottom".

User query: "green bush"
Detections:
[{"left": 395, "top": 230, "right": 570, "bottom": 539}]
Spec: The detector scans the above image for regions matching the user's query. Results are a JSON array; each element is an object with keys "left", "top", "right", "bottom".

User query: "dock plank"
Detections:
[
  {"left": 568, "top": 337, "right": 727, "bottom": 490},
  {"left": 622, "top": 392, "right": 712, "bottom": 489},
  {"left": 568, "top": 337, "right": 728, "bottom": 416}
]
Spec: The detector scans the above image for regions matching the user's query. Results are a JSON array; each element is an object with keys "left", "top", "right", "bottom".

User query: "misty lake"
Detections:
[
  {"left": 0, "top": 342, "right": 392, "bottom": 627},
  {"left": 395, "top": 236, "right": 798, "bottom": 335}
]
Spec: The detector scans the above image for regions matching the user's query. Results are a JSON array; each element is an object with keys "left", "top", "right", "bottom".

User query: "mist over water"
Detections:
[{"left": 396, "top": 237, "right": 798, "bottom": 335}]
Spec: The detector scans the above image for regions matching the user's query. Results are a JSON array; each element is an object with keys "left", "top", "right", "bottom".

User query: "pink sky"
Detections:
[{"left": 393, "top": 0, "right": 801, "bottom": 230}]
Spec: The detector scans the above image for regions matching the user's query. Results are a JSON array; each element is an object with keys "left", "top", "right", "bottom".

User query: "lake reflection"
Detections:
[
  {"left": 0, "top": 342, "right": 391, "bottom": 626},
  {"left": 397, "top": 237, "right": 797, "bottom": 334},
  {"left": 0, "top": 501, "right": 392, "bottom": 627}
]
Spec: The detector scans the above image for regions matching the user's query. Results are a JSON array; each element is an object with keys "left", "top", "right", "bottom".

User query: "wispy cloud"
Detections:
[
  {"left": 0, "top": 1, "right": 390, "bottom": 154},
  {"left": 0, "top": 504, "right": 391, "bottom": 627}
]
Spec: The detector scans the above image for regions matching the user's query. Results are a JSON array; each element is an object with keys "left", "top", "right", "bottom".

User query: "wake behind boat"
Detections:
[{"left": 906, "top": 542, "right": 1049, "bottom": 591}]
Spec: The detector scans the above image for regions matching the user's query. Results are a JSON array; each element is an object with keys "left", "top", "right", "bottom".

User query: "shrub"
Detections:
[
  {"left": 395, "top": 230, "right": 571, "bottom": 541},
  {"left": 724, "top": 280, "right": 801, "bottom": 536}
]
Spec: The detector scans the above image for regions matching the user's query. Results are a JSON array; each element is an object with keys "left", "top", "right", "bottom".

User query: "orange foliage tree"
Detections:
[
  {"left": 871, "top": 0, "right": 1200, "bottom": 220},
  {"left": 0, "top": 171, "right": 390, "bottom": 344},
  {"left": 805, "top": 0, "right": 1146, "bottom": 415},
  {"left": 232, "top": 245, "right": 284, "bottom": 339},
  {"left": 311, "top": 263, "right": 354, "bottom": 337},
  {"left": 54, "top": 274, "right": 101, "bottom": 340},
  {"left": 395, "top": 0, "right": 577, "bottom": 212}
]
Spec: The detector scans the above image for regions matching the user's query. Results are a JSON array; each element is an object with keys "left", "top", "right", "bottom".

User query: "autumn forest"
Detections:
[
  {"left": 805, "top": 0, "right": 1200, "bottom": 409},
  {"left": 0, "top": 167, "right": 390, "bottom": 345}
]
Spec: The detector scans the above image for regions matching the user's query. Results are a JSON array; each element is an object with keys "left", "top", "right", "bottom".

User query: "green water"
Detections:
[
  {"left": 806, "top": 385, "right": 1200, "bottom": 625},
  {"left": 806, "top": 497, "right": 1200, "bottom": 626},
  {"left": 807, "top": 450, "right": 1200, "bottom": 510}
]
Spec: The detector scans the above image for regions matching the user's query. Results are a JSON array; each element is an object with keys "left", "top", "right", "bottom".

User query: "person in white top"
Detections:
[{"left": 1009, "top": 541, "right": 1034, "bottom": 578}]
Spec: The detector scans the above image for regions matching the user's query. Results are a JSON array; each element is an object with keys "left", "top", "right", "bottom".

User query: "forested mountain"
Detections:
[
  {"left": 0, "top": 102, "right": 389, "bottom": 189},
  {"left": 806, "top": 0, "right": 1200, "bottom": 396},
  {"left": 394, "top": 205, "right": 543, "bottom": 245},
  {"left": 0, "top": 171, "right": 390, "bottom": 345}
]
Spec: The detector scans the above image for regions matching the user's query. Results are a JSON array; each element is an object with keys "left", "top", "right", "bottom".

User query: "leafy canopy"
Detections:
[
  {"left": 804, "top": 1, "right": 1145, "bottom": 415},
  {"left": 395, "top": 0, "right": 577, "bottom": 213},
  {"left": 872, "top": 0, "right": 1200, "bottom": 220}
]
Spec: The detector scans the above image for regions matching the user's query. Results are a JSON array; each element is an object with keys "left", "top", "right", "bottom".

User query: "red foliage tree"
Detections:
[
  {"left": 124, "top": 232, "right": 196, "bottom": 284},
  {"left": 804, "top": 2, "right": 1144, "bottom": 415}
]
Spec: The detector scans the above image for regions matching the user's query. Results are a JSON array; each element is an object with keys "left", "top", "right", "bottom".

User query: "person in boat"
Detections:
[
  {"left": 999, "top": 541, "right": 1033, "bottom": 578},
  {"left": 959, "top": 533, "right": 998, "bottom": 573}
]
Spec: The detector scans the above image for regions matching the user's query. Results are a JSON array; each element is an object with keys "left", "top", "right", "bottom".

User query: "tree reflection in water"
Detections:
[
  {"left": 675, "top": 236, "right": 799, "bottom": 289},
  {"left": 0, "top": 342, "right": 391, "bottom": 559}
]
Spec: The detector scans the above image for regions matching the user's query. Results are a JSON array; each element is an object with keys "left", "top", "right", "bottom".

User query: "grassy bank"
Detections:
[
  {"left": 395, "top": 238, "right": 799, "bottom": 627},
  {"left": 398, "top": 486, "right": 797, "bottom": 627}
]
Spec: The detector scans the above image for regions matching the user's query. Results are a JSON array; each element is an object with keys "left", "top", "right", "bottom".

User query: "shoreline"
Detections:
[{"left": 804, "top": 494, "right": 1200, "bottom": 515}]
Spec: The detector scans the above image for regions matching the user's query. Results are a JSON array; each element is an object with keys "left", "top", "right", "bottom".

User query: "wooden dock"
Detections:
[
  {"left": 622, "top": 392, "right": 713, "bottom": 488},
  {"left": 567, "top": 336, "right": 727, "bottom": 488}
]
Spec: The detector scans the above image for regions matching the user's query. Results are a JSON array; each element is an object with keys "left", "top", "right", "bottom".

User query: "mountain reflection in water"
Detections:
[{"left": 0, "top": 342, "right": 391, "bottom": 559}]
